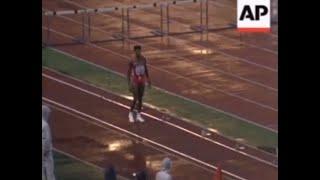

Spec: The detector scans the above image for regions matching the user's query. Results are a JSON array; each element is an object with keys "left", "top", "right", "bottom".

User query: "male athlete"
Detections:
[{"left": 127, "top": 45, "right": 151, "bottom": 123}]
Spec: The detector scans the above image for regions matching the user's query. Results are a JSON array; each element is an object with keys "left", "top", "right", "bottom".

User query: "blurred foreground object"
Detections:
[{"left": 42, "top": 105, "right": 56, "bottom": 180}]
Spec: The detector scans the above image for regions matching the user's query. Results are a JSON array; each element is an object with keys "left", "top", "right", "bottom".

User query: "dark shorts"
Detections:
[
  {"left": 132, "top": 83, "right": 145, "bottom": 98},
  {"left": 129, "top": 82, "right": 145, "bottom": 111}
]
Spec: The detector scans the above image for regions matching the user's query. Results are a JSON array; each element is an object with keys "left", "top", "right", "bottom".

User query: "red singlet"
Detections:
[{"left": 130, "top": 58, "right": 146, "bottom": 85}]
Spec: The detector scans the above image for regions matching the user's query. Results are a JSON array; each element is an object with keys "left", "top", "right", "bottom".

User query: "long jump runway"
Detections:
[
  {"left": 42, "top": 0, "right": 278, "bottom": 131},
  {"left": 42, "top": 68, "right": 277, "bottom": 180}
]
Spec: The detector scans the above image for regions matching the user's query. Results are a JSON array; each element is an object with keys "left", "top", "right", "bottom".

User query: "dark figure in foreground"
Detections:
[{"left": 104, "top": 164, "right": 117, "bottom": 180}]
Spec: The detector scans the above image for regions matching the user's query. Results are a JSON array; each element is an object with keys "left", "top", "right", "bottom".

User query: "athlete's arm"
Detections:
[
  {"left": 127, "top": 61, "right": 133, "bottom": 85},
  {"left": 144, "top": 58, "right": 151, "bottom": 87}
]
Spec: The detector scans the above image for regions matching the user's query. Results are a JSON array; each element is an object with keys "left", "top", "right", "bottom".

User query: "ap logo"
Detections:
[{"left": 237, "top": 0, "right": 271, "bottom": 32}]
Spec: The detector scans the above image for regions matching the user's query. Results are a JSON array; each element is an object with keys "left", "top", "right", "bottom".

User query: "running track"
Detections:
[
  {"left": 49, "top": 104, "right": 215, "bottom": 180},
  {"left": 42, "top": 0, "right": 278, "bottom": 131},
  {"left": 42, "top": 68, "right": 277, "bottom": 180}
]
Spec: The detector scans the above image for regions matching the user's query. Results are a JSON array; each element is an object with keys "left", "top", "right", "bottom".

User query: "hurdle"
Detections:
[{"left": 42, "top": 0, "right": 232, "bottom": 46}]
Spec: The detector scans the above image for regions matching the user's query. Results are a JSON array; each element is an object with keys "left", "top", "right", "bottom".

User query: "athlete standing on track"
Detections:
[{"left": 127, "top": 45, "right": 151, "bottom": 123}]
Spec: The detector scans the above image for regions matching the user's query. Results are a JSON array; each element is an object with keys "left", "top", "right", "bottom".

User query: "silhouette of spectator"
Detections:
[
  {"left": 155, "top": 157, "right": 172, "bottom": 180},
  {"left": 42, "top": 105, "right": 56, "bottom": 180},
  {"left": 135, "top": 169, "right": 148, "bottom": 180},
  {"left": 104, "top": 164, "right": 117, "bottom": 180}
]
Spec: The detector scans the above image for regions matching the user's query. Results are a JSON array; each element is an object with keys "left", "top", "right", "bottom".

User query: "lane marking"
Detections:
[
  {"left": 58, "top": 0, "right": 278, "bottom": 72},
  {"left": 43, "top": 72, "right": 278, "bottom": 168},
  {"left": 42, "top": 26, "right": 278, "bottom": 111},
  {"left": 161, "top": 1, "right": 278, "bottom": 54},
  {"left": 43, "top": 49, "right": 279, "bottom": 133},
  {"left": 43, "top": 8, "right": 278, "bottom": 92},
  {"left": 49, "top": 103, "right": 216, "bottom": 174},
  {"left": 44, "top": 4, "right": 278, "bottom": 74},
  {"left": 43, "top": 97, "right": 248, "bottom": 180},
  {"left": 43, "top": 66, "right": 279, "bottom": 156},
  {"left": 53, "top": 148, "right": 129, "bottom": 180}
]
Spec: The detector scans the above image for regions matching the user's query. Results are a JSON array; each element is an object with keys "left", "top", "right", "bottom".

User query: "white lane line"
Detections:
[
  {"left": 43, "top": 7, "right": 278, "bottom": 92},
  {"left": 164, "top": 2, "right": 277, "bottom": 54},
  {"left": 208, "top": 0, "right": 236, "bottom": 10},
  {"left": 53, "top": 148, "right": 130, "bottom": 180},
  {"left": 45, "top": 2, "right": 278, "bottom": 71},
  {"left": 53, "top": 148, "right": 103, "bottom": 170},
  {"left": 68, "top": 11, "right": 278, "bottom": 91},
  {"left": 44, "top": 48, "right": 279, "bottom": 133},
  {"left": 42, "top": 26, "right": 277, "bottom": 112},
  {"left": 43, "top": 96, "right": 248, "bottom": 180},
  {"left": 42, "top": 72, "right": 278, "bottom": 168},
  {"left": 43, "top": 65, "right": 279, "bottom": 157},
  {"left": 59, "top": 0, "right": 278, "bottom": 72},
  {"left": 48, "top": 102, "right": 215, "bottom": 174},
  {"left": 43, "top": 10, "right": 278, "bottom": 95}
]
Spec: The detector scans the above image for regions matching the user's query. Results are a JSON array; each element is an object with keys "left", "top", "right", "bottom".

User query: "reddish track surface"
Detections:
[
  {"left": 42, "top": 0, "right": 278, "bottom": 131},
  {"left": 49, "top": 105, "right": 214, "bottom": 180},
  {"left": 43, "top": 68, "right": 277, "bottom": 180}
]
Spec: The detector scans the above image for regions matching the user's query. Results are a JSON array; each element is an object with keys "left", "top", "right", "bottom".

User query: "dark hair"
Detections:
[{"left": 134, "top": 45, "right": 142, "bottom": 51}]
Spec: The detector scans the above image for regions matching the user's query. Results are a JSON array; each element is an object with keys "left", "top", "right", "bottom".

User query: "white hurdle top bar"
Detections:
[{"left": 43, "top": 0, "right": 203, "bottom": 16}]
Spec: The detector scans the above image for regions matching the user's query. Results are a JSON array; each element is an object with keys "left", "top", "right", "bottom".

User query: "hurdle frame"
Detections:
[{"left": 42, "top": 0, "right": 235, "bottom": 46}]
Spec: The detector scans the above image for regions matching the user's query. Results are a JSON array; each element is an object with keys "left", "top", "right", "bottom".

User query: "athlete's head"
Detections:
[{"left": 134, "top": 45, "right": 142, "bottom": 57}]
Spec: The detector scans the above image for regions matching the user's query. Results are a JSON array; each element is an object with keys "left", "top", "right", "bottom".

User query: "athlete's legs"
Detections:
[
  {"left": 136, "top": 84, "right": 145, "bottom": 122},
  {"left": 130, "top": 84, "right": 139, "bottom": 111},
  {"left": 129, "top": 84, "right": 139, "bottom": 122},
  {"left": 137, "top": 84, "right": 145, "bottom": 112}
]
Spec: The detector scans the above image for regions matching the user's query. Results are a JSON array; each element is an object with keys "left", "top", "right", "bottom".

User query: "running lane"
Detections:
[
  {"left": 47, "top": 105, "right": 214, "bottom": 180},
  {"left": 42, "top": 69, "right": 278, "bottom": 180},
  {"left": 42, "top": 0, "right": 278, "bottom": 131}
]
